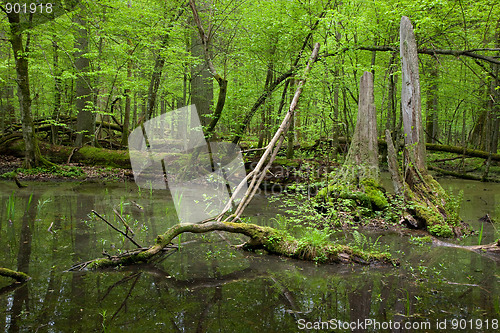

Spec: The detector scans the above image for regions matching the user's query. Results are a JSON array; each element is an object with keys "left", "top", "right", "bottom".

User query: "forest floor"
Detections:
[
  {"left": 0, "top": 154, "right": 133, "bottom": 182},
  {"left": 0, "top": 149, "right": 498, "bottom": 184}
]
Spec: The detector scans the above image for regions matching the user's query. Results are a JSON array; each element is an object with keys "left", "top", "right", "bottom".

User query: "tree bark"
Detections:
[
  {"left": 399, "top": 17, "right": 468, "bottom": 237},
  {"left": 73, "top": 7, "right": 94, "bottom": 147},
  {"left": 338, "top": 71, "right": 379, "bottom": 185},
  {"left": 75, "top": 221, "right": 396, "bottom": 270},
  {"left": 6, "top": 11, "right": 37, "bottom": 168},
  {"left": 0, "top": 267, "right": 30, "bottom": 282}
]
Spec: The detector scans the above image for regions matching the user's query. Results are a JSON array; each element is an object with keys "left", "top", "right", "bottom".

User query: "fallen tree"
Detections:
[
  {"left": 433, "top": 238, "right": 500, "bottom": 261},
  {"left": 0, "top": 267, "right": 30, "bottom": 282},
  {"left": 428, "top": 165, "right": 500, "bottom": 182},
  {"left": 76, "top": 221, "right": 396, "bottom": 270},
  {"left": 1, "top": 140, "right": 132, "bottom": 169},
  {"left": 306, "top": 138, "right": 500, "bottom": 162}
]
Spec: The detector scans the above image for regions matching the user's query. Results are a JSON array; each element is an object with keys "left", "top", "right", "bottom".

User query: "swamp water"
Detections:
[{"left": 0, "top": 177, "right": 498, "bottom": 332}]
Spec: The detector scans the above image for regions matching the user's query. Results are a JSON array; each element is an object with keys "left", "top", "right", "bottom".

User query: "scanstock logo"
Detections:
[{"left": 128, "top": 105, "right": 247, "bottom": 224}]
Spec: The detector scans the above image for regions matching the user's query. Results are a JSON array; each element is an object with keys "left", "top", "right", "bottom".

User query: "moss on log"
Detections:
[
  {"left": 3, "top": 140, "right": 132, "bottom": 168},
  {"left": 80, "top": 222, "right": 396, "bottom": 270},
  {"left": 0, "top": 267, "right": 30, "bottom": 282}
]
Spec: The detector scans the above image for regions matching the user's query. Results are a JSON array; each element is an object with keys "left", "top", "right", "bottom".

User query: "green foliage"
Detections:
[
  {"left": 1, "top": 166, "right": 85, "bottom": 179},
  {"left": 444, "top": 190, "right": 463, "bottom": 226},
  {"left": 428, "top": 224, "right": 453, "bottom": 238},
  {"left": 409, "top": 235, "right": 433, "bottom": 246}
]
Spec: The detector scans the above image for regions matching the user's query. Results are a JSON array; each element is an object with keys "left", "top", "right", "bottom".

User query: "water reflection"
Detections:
[{"left": 0, "top": 180, "right": 498, "bottom": 332}]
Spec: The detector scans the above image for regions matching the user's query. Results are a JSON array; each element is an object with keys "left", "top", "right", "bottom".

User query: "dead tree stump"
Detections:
[{"left": 399, "top": 16, "right": 468, "bottom": 237}]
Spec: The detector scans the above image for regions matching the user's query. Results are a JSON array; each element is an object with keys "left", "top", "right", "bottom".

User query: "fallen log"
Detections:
[
  {"left": 426, "top": 143, "right": 500, "bottom": 162},
  {"left": 429, "top": 165, "right": 499, "bottom": 182},
  {"left": 0, "top": 267, "right": 30, "bottom": 282},
  {"left": 306, "top": 138, "right": 500, "bottom": 162},
  {"left": 77, "top": 221, "right": 396, "bottom": 270},
  {"left": 433, "top": 238, "right": 500, "bottom": 259},
  {"left": 2, "top": 140, "right": 132, "bottom": 169}
]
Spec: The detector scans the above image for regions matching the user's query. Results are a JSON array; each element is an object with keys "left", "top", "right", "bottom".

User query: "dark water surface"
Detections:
[{"left": 0, "top": 177, "right": 498, "bottom": 332}]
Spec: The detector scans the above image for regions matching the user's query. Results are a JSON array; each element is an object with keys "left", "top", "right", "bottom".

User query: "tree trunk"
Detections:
[
  {"left": 338, "top": 71, "right": 379, "bottom": 185},
  {"left": 400, "top": 17, "right": 426, "bottom": 173},
  {"left": 121, "top": 43, "right": 133, "bottom": 146},
  {"left": 6, "top": 11, "right": 40, "bottom": 168},
  {"left": 189, "top": 0, "right": 227, "bottom": 137},
  {"left": 51, "top": 39, "right": 62, "bottom": 145},
  {"left": 425, "top": 58, "right": 439, "bottom": 144},
  {"left": 190, "top": 35, "right": 213, "bottom": 127},
  {"left": 73, "top": 8, "right": 94, "bottom": 147},
  {"left": 399, "top": 16, "right": 468, "bottom": 237}
]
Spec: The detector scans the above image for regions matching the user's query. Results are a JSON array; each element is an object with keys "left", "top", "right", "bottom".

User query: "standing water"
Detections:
[{"left": 0, "top": 177, "right": 498, "bottom": 332}]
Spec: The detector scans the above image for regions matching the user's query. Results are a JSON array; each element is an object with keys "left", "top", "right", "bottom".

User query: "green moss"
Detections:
[
  {"left": 428, "top": 224, "right": 453, "bottom": 238},
  {"left": 273, "top": 157, "right": 300, "bottom": 168},
  {"left": 415, "top": 204, "right": 444, "bottom": 226},
  {"left": 361, "top": 178, "right": 388, "bottom": 210},
  {"left": 79, "top": 146, "right": 130, "bottom": 168}
]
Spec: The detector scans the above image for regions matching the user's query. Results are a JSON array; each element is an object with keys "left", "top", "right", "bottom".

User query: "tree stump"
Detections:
[
  {"left": 317, "top": 72, "right": 388, "bottom": 216},
  {"left": 399, "top": 16, "right": 468, "bottom": 237}
]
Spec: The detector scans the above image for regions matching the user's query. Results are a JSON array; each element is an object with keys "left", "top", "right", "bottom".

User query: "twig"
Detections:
[
  {"left": 67, "top": 147, "right": 79, "bottom": 164},
  {"left": 92, "top": 210, "right": 142, "bottom": 248},
  {"left": 113, "top": 208, "right": 135, "bottom": 236}
]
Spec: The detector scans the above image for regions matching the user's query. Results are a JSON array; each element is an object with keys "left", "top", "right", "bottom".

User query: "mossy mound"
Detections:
[{"left": 315, "top": 178, "right": 392, "bottom": 224}]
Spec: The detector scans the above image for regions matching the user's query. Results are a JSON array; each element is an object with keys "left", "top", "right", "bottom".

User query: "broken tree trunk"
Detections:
[
  {"left": 316, "top": 72, "right": 388, "bottom": 212},
  {"left": 338, "top": 71, "right": 379, "bottom": 185},
  {"left": 399, "top": 16, "right": 468, "bottom": 237}
]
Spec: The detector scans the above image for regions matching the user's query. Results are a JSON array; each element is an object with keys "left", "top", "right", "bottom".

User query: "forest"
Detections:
[{"left": 0, "top": 0, "right": 499, "bottom": 331}]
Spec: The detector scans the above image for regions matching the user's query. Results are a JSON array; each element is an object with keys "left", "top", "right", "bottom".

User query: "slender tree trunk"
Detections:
[
  {"left": 7, "top": 11, "right": 38, "bottom": 167},
  {"left": 231, "top": 0, "right": 333, "bottom": 144},
  {"left": 425, "top": 58, "right": 439, "bottom": 144},
  {"left": 121, "top": 32, "right": 133, "bottom": 146},
  {"left": 51, "top": 39, "right": 62, "bottom": 145}
]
